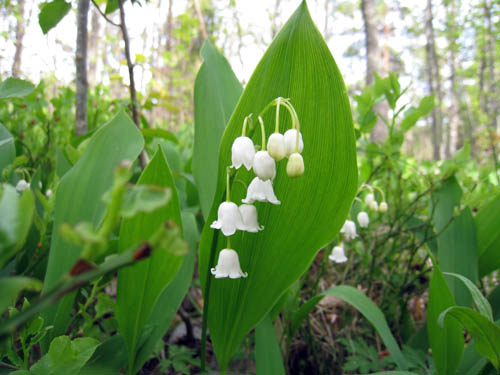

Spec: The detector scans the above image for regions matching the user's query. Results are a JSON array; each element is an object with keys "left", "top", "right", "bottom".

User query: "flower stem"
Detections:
[
  {"left": 275, "top": 98, "right": 281, "bottom": 133},
  {"left": 372, "top": 185, "right": 386, "bottom": 202},
  {"left": 241, "top": 114, "right": 251, "bottom": 137},
  {"left": 226, "top": 167, "right": 231, "bottom": 202},
  {"left": 200, "top": 229, "right": 219, "bottom": 373},
  {"left": 258, "top": 116, "right": 266, "bottom": 150}
]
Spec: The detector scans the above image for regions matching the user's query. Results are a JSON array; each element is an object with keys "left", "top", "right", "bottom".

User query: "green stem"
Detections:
[
  {"left": 241, "top": 114, "right": 251, "bottom": 137},
  {"left": 226, "top": 167, "right": 231, "bottom": 202},
  {"left": 200, "top": 229, "right": 219, "bottom": 373},
  {"left": 275, "top": 98, "right": 281, "bottom": 133},
  {"left": 258, "top": 116, "right": 266, "bottom": 150}
]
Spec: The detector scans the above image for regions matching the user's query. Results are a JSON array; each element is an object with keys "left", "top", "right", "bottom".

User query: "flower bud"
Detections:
[
  {"left": 284, "top": 129, "right": 304, "bottom": 156},
  {"left": 16, "top": 179, "right": 30, "bottom": 192},
  {"left": 267, "top": 133, "right": 286, "bottom": 161},
  {"left": 369, "top": 200, "right": 379, "bottom": 212},
  {"left": 253, "top": 151, "right": 276, "bottom": 181},
  {"left": 365, "top": 193, "right": 374, "bottom": 205},
  {"left": 357, "top": 211, "right": 369, "bottom": 228},
  {"left": 286, "top": 153, "right": 304, "bottom": 178},
  {"left": 379, "top": 201, "right": 388, "bottom": 213}
]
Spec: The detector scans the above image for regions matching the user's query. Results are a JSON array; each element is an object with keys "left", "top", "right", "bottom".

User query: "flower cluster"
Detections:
[
  {"left": 210, "top": 98, "right": 304, "bottom": 279},
  {"left": 329, "top": 184, "right": 389, "bottom": 264}
]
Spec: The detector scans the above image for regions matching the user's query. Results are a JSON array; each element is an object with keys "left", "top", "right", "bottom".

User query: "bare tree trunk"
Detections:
[
  {"left": 193, "top": 0, "right": 208, "bottom": 40},
  {"left": 424, "top": 0, "right": 443, "bottom": 160},
  {"left": 484, "top": 0, "right": 500, "bottom": 132},
  {"left": 446, "top": 0, "right": 460, "bottom": 157},
  {"left": 118, "top": 0, "right": 148, "bottom": 168},
  {"left": 75, "top": 0, "right": 90, "bottom": 136},
  {"left": 361, "top": 0, "right": 388, "bottom": 143},
  {"left": 88, "top": 7, "right": 101, "bottom": 85},
  {"left": 12, "top": 0, "right": 25, "bottom": 77}
]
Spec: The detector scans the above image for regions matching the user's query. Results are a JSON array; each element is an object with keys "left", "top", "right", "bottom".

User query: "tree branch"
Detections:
[{"left": 90, "top": 0, "right": 120, "bottom": 27}]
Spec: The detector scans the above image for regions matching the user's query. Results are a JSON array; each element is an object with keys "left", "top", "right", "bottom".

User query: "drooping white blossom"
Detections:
[
  {"left": 329, "top": 244, "right": 348, "bottom": 263},
  {"left": 340, "top": 220, "right": 357, "bottom": 241},
  {"left": 231, "top": 136, "right": 255, "bottom": 170},
  {"left": 210, "top": 201, "right": 245, "bottom": 236},
  {"left": 284, "top": 129, "right": 304, "bottom": 156},
  {"left": 16, "top": 179, "right": 30, "bottom": 192},
  {"left": 357, "top": 211, "right": 369, "bottom": 228},
  {"left": 211, "top": 249, "right": 248, "bottom": 279},
  {"left": 242, "top": 177, "right": 280, "bottom": 205},
  {"left": 267, "top": 133, "right": 286, "bottom": 161},
  {"left": 239, "top": 204, "right": 264, "bottom": 232},
  {"left": 286, "top": 153, "right": 304, "bottom": 178},
  {"left": 365, "top": 193, "right": 374, "bottom": 205},
  {"left": 379, "top": 201, "right": 388, "bottom": 213},
  {"left": 253, "top": 151, "right": 276, "bottom": 181},
  {"left": 46, "top": 189, "right": 53, "bottom": 198},
  {"left": 369, "top": 200, "right": 379, "bottom": 212}
]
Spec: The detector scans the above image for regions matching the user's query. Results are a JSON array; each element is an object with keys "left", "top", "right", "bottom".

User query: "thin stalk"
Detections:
[
  {"left": 275, "top": 98, "right": 281, "bottom": 133},
  {"left": 258, "top": 116, "right": 266, "bottom": 150},
  {"left": 200, "top": 230, "right": 220, "bottom": 372}
]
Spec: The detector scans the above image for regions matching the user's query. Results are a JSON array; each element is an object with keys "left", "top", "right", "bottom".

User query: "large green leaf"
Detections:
[
  {"left": 323, "top": 286, "right": 407, "bottom": 370},
  {"left": 115, "top": 147, "right": 183, "bottom": 371},
  {"left": 255, "top": 314, "right": 285, "bottom": 375},
  {"left": 439, "top": 307, "right": 500, "bottom": 370},
  {"left": 0, "top": 78, "right": 35, "bottom": 99},
  {"left": 193, "top": 40, "right": 243, "bottom": 218},
  {"left": 0, "top": 185, "right": 35, "bottom": 268},
  {"left": 0, "top": 123, "right": 15, "bottom": 179},
  {"left": 199, "top": 3, "right": 357, "bottom": 368},
  {"left": 433, "top": 176, "right": 477, "bottom": 306},
  {"left": 41, "top": 111, "right": 144, "bottom": 347},
  {"left": 427, "top": 262, "right": 464, "bottom": 375},
  {"left": 0, "top": 276, "right": 43, "bottom": 315},
  {"left": 132, "top": 211, "right": 199, "bottom": 373},
  {"left": 38, "top": 0, "right": 71, "bottom": 34},
  {"left": 476, "top": 193, "right": 500, "bottom": 277}
]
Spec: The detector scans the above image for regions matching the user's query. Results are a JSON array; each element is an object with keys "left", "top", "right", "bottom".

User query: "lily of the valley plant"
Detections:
[{"left": 210, "top": 97, "right": 304, "bottom": 279}]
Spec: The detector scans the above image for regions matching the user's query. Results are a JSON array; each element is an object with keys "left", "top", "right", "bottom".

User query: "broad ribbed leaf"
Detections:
[
  {"left": 476, "top": 193, "right": 500, "bottom": 277},
  {"left": 133, "top": 211, "right": 199, "bottom": 373},
  {"left": 116, "top": 147, "right": 183, "bottom": 370},
  {"left": 198, "top": 2, "right": 357, "bottom": 368},
  {"left": 0, "top": 276, "right": 43, "bottom": 315},
  {"left": 0, "top": 123, "right": 15, "bottom": 178},
  {"left": 433, "top": 176, "right": 477, "bottom": 306},
  {"left": 42, "top": 111, "right": 144, "bottom": 348},
  {"left": 439, "top": 307, "right": 500, "bottom": 370},
  {"left": 427, "top": 262, "right": 464, "bottom": 375},
  {"left": 38, "top": 0, "right": 71, "bottom": 34},
  {"left": 255, "top": 315, "right": 285, "bottom": 375},
  {"left": 0, "top": 78, "right": 35, "bottom": 99},
  {"left": 0, "top": 185, "right": 35, "bottom": 268},
  {"left": 193, "top": 40, "right": 243, "bottom": 218}
]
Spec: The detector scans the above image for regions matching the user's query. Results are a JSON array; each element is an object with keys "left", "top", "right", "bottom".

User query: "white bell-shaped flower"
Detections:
[
  {"left": 340, "top": 220, "right": 357, "bottom": 241},
  {"left": 357, "top": 211, "right": 369, "bottom": 228},
  {"left": 239, "top": 204, "right": 264, "bottom": 232},
  {"left": 253, "top": 151, "right": 276, "bottom": 181},
  {"left": 365, "top": 193, "right": 374, "bottom": 205},
  {"left": 369, "top": 200, "right": 379, "bottom": 212},
  {"left": 231, "top": 136, "right": 255, "bottom": 170},
  {"left": 46, "top": 189, "right": 53, "bottom": 198},
  {"left": 267, "top": 133, "right": 286, "bottom": 161},
  {"left": 286, "top": 153, "right": 304, "bottom": 178},
  {"left": 210, "top": 201, "right": 245, "bottom": 236},
  {"left": 211, "top": 249, "right": 248, "bottom": 279},
  {"left": 379, "top": 201, "right": 388, "bottom": 213},
  {"left": 284, "top": 129, "right": 304, "bottom": 156},
  {"left": 16, "top": 179, "right": 30, "bottom": 192},
  {"left": 242, "top": 177, "right": 280, "bottom": 205},
  {"left": 329, "top": 244, "right": 348, "bottom": 263}
]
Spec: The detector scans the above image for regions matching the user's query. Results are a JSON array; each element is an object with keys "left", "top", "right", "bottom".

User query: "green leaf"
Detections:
[
  {"left": 443, "top": 272, "right": 493, "bottom": 321},
  {"left": 0, "top": 185, "right": 35, "bottom": 268},
  {"left": 432, "top": 176, "right": 478, "bottom": 306},
  {"left": 105, "top": 0, "right": 119, "bottom": 14},
  {"left": 438, "top": 307, "right": 500, "bottom": 370},
  {"left": 41, "top": 111, "right": 144, "bottom": 348},
  {"left": 323, "top": 286, "right": 407, "bottom": 370},
  {"left": 427, "top": 262, "right": 464, "bottom": 375},
  {"left": 38, "top": 0, "right": 71, "bottom": 34},
  {"left": 457, "top": 340, "right": 488, "bottom": 375},
  {"left": 115, "top": 147, "right": 184, "bottom": 371},
  {"left": 0, "top": 277, "right": 43, "bottom": 315},
  {"left": 255, "top": 315, "right": 285, "bottom": 375},
  {"left": 476, "top": 193, "right": 500, "bottom": 277},
  {"left": 30, "top": 336, "right": 100, "bottom": 375},
  {"left": 132, "top": 211, "right": 199, "bottom": 373},
  {"left": 198, "top": 3, "right": 357, "bottom": 368},
  {"left": 360, "top": 372, "right": 421, "bottom": 375},
  {"left": 0, "top": 78, "right": 35, "bottom": 98},
  {"left": 141, "top": 128, "right": 178, "bottom": 143},
  {"left": 193, "top": 40, "right": 243, "bottom": 218},
  {"left": 106, "top": 184, "right": 171, "bottom": 218},
  {"left": 0, "top": 123, "right": 15, "bottom": 178}
]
